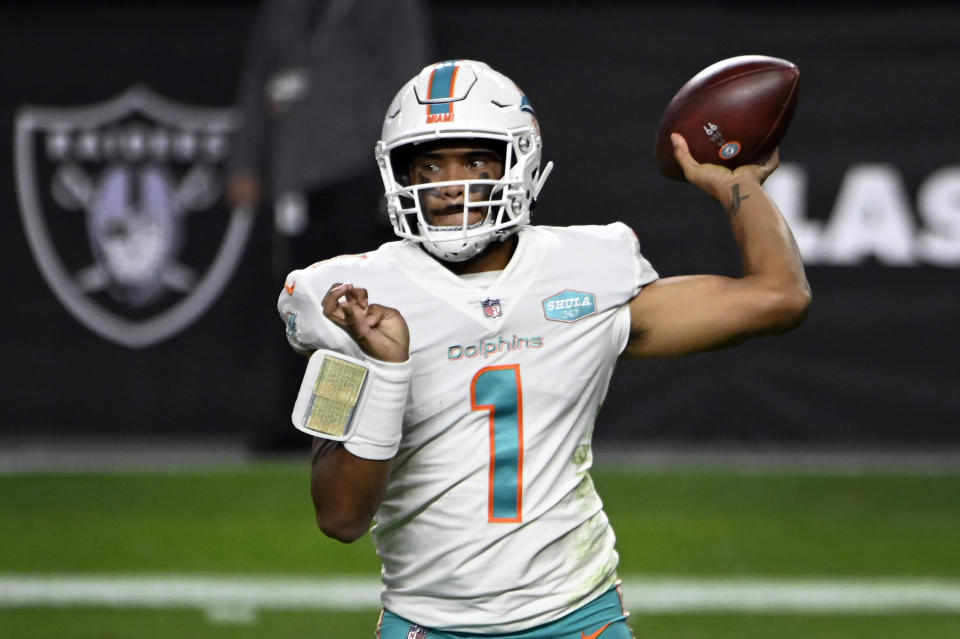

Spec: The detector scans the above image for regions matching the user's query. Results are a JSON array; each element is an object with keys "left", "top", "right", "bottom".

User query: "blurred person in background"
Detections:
[
  {"left": 279, "top": 60, "right": 811, "bottom": 637},
  {"left": 227, "top": 0, "right": 430, "bottom": 274},
  {"left": 228, "top": 0, "right": 429, "bottom": 449}
]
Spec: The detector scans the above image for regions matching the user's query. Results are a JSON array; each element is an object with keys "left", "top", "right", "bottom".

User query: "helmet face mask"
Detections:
[{"left": 376, "top": 60, "right": 552, "bottom": 262}]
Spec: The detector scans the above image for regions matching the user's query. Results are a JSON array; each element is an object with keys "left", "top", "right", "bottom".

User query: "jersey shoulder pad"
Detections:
[
  {"left": 277, "top": 256, "right": 372, "bottom": 356},
  {"left": 531, "top": 223, "right": 658, "bottom": 298}
]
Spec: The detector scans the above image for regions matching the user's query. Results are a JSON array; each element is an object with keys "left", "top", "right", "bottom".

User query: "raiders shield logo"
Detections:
[{"left": 15, "top": 86, "right": 252, "bottom": 348}]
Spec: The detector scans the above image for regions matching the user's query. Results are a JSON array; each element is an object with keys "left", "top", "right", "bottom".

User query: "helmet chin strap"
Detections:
[{"left": 418, "top": 222, "right": 495, "bottom": 262}]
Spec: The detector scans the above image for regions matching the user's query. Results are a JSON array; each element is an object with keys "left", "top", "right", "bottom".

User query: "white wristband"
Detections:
[{"left": 291, "top": 349, "right": 411, "bottom": 460}]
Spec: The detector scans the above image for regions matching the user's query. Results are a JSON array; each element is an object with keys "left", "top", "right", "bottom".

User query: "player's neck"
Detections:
[{"left": 434, "top": 236, "right": 517, "bottom": 276}]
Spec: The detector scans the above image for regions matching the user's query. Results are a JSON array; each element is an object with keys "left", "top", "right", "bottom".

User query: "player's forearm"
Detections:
[
  {"left": 720, "top": 176, "right": 811, "bottom": 327},
  {"left": 310, "top": 439, "right": 393, "bottom": 543}
]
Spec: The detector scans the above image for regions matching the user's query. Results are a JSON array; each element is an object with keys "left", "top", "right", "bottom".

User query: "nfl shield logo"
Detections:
[
  {"left": 481, "top": 298, "right": 502, "bottom": 319},
  {"left": 407, "top": 625, "right": 429, "bottom": 639},
  {"left": 14, "top": 86, "right": 251, "bottom": 348}
]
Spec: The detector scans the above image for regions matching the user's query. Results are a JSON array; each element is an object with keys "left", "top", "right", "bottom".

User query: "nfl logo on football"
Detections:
[{"left": 481, "top": 298, "right": 502, "bottom": 319}]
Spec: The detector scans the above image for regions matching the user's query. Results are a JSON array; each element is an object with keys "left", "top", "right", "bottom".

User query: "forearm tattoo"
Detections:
[{"left": 728, "top": 183, "right": 750, "bottom": 216}]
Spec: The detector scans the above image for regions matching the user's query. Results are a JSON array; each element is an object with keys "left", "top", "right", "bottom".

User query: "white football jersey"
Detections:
[{"left": 278, "top": 223, "right": 657, "bottom": 632}]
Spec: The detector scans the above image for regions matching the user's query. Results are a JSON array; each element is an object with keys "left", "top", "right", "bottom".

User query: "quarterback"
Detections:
[{"left": 278, "top": 60, "right": 810, "bottom": 638}]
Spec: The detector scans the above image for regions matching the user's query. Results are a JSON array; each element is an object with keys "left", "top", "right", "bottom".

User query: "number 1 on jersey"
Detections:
[{"left": 470, "top": 365, "right": 524, "bottom": 523}]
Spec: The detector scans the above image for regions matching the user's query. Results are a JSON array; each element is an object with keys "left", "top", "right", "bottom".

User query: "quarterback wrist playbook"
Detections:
[{"left": 292, "top": 349, "right": 411, "bottom": 460}]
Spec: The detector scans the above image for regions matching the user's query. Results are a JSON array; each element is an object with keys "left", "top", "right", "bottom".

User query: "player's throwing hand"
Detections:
[
  {"left": 671, "top": 132, "right": 779, "bottom": 202},
  {"left": 321, "top": 283, "right": 410, "bottom": 363}
]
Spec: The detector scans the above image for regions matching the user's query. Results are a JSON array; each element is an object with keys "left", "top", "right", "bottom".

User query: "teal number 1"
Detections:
[{"left": 470, "top": 364, "right": 524, "bottom": 523}]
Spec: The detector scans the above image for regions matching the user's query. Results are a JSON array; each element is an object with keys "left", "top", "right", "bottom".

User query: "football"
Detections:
[{"left": 654, "top": 55, "right": 800, "bottom": 181}]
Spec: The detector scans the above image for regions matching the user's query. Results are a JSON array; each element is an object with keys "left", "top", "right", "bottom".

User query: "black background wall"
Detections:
[{"left": 3, "top": 2, "right": 958, "bottom": 447}]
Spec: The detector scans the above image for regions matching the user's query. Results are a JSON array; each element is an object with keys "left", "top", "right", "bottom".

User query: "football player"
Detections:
[{"left": 278, "top": 60, "right": 810, "bottom": 638}]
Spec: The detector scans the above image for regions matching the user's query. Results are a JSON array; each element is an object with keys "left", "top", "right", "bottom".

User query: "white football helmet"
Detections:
[{"left": 375, "top": 60, "right": 553, "bottom": 262}]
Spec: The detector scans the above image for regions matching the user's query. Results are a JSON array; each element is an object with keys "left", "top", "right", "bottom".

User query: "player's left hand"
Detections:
[
  {"left": 671, "top": 132, "right": 779, "bottom": 200},
  {"left": 321, "top": 283, "right": 410, "bottom": 363}
]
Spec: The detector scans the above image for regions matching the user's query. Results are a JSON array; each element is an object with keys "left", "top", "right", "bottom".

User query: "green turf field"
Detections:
[{"left": 2, "top": 463, "right": 959, "bottom": 638}]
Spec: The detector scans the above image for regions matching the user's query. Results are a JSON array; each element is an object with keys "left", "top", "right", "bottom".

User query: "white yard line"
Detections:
[
  {"left": 620, "top": 577, "right": 960, "bottom": 612},
  {"left": 1, "top": 574, "right": 959, "bottom": 614},
  {"left": 2, "top": 441, "right": 960, "bottom": 474}
]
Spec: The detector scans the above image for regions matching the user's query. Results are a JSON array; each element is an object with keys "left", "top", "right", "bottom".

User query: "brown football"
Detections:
[{"left": 655, "top": 55, "right": 800, "bottom": 181}]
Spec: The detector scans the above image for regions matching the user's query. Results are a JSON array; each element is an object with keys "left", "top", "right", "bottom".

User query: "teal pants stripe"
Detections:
[{"left": 377, "top": 585, "right": 633, "bottom": 639}]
